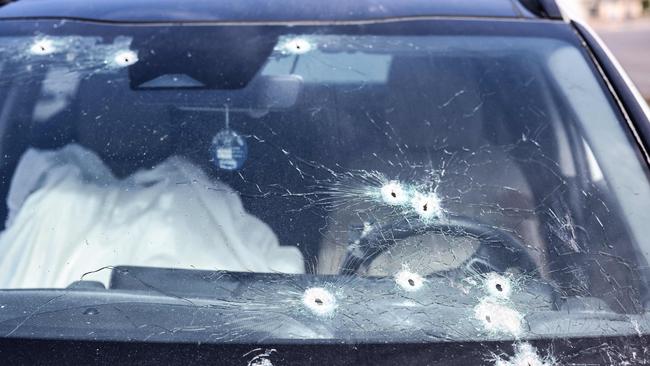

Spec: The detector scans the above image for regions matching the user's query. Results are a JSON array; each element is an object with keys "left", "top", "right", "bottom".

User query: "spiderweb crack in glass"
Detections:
[
  {"left": 0, "top": 35, "right": 138, "bottom": 85},
  {"left": 490, "top": 342, "right": 555, "bottom": 366},
  {"left": 244, "top": 348, "right": 277, "bottom": 366}
]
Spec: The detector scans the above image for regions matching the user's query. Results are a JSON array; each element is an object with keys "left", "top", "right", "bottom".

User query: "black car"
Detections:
[{"left": 0, "top": 0, "right": 648, "bottom": 364}]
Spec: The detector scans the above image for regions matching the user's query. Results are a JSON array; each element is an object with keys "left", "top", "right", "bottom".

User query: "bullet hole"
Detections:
[
  {"left": 277, "top": 37, "right": 314, "bottom": 55},
  {"left": 474, "top": 299, "right": 523, "bottom": 336},
  {"left": 395, "top": 269, "right": 424, "bottom": 292},
  {"left": 112, "top": 50, "right": 138, "bottom": 67},
  {"left": 411, "top": 192, "right": 442, "bottom": 219},
  {"left": 380, "top": 181, "right": 408, "bottom": 205},
  {"left": 30, "top": 39, "right": 55, "bottom": 55},
  {"left": 492, "top": 343, "right": 554, "bottom": 366},
  {"left": 484, "top": 272, "right": 513, "bottom": 300},
  {"left": 302, "top": 287, "right": 336, "bottom": 316},
  {"left": 250, "top": 358, "right": 273, "bottom": 366},
  {"left": 246, "top": 348, "right": 277, "bottom": 366}
]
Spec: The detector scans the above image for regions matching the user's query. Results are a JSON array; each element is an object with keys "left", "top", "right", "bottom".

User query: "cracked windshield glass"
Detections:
[{"left": 1, "top": 19, "right": 650, "bottom": 364}]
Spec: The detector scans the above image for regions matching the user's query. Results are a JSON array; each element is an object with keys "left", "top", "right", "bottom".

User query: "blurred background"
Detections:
[{"left": 560, "top": 0, "right": 650, "bottom": 104}]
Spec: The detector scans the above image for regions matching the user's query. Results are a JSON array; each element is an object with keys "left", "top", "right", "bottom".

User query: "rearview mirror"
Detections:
[{"left": 134, "top": 74, "right": 303, "bottom": 112}]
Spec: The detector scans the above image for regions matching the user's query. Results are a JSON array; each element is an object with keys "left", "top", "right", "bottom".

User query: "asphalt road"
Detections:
[{"left": 593, "top": 19, "right": 650, "bottom": 101}]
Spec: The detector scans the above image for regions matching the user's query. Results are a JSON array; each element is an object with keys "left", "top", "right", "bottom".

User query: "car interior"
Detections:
[{"left": 0, "top": 29, "right": 646, "bottom": 313}]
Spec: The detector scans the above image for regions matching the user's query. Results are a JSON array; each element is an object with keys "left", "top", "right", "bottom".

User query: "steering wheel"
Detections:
[{"left": 339, "top": 214, "right": 537, "bottom": 276}]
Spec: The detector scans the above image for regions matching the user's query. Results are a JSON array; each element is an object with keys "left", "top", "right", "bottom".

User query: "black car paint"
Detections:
[
  {"left": 0, "top": 335, "right": 648, "bottom": 365},
  {"left": 0, "top": 0, "right": 539, "bottom": 23}
]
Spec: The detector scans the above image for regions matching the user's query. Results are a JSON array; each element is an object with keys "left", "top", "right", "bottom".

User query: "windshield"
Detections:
[{"left": 0, "top": 18, "right": 649, "bottom": 363}]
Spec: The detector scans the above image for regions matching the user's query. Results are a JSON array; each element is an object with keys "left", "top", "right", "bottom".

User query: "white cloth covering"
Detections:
[{"left": 0, "top": 144, "right": 304, "bottom": 288}]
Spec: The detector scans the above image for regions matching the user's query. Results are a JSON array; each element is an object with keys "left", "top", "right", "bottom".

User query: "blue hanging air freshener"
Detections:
[
  {"left": 211, "top": 129, "right": 248, "bottom": 171},
  {"left": 210, "top": 106, "right": 248, "bottom": 171}
]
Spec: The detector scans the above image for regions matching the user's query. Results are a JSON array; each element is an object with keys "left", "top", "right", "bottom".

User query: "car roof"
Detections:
[{"left": 0, "top": 0, "right": 563, "bottom": 23}]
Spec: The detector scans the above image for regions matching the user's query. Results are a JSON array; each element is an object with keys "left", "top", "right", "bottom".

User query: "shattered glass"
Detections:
[{"left": 0, "top": 19, "right": 649, "bottom": 364}]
